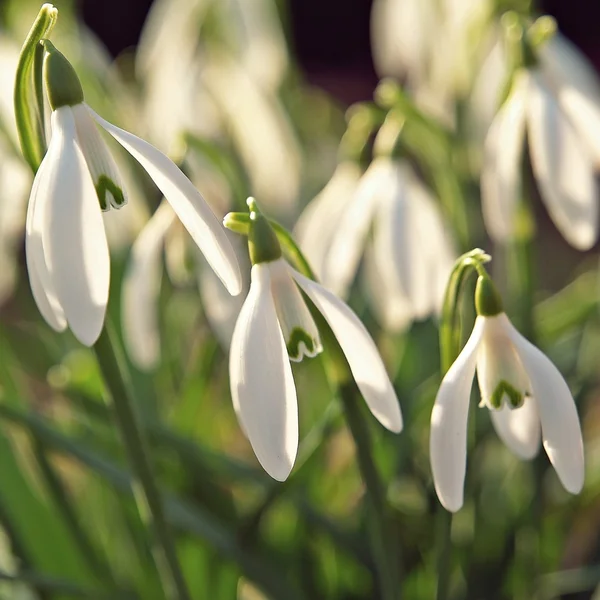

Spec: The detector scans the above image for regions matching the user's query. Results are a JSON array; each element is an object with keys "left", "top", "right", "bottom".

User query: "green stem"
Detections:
[
  {"left": 94, "top": 322, "right": 191, "bottom": 600},
  {"left": 339, "top": 382, "right": 401, "bottom": 600},
  {"left": 14, "top": 3, "right": 57, "bottom": 173},
  {"left": 268, "top": 221, "right": 401, "bottom": 598},
  {"left": 270, "top": 220, "right": 316, "bottom": 279},
  {"left": 436, "top": 249, "right": 491, "bottom": 600}
]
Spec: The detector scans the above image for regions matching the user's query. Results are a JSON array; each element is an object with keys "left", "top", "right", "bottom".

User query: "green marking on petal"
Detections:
[
  {"left": 489, "top": 380, "right": 525, "bottom": 410},
  {"left": 287, "top": 327, "right": 319, "bottom": 361},
  {"left": 96, "top": 175, "right": 126, "bottom": 211}
]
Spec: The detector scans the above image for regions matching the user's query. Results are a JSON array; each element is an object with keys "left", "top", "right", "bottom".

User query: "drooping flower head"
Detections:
[
  {"left": 23, "top": 40, "right": 241, "bottom": 346},
  {"left": 430, "top": 270, "right": 584, "bottom": 512},
  {"left": 482, "top": 16, "right": 600, "bottom": 250},
  {"left": 225, "top": 198, "right": 403, "bottom": 480}
]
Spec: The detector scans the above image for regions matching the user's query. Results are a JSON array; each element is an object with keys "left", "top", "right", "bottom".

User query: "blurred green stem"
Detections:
[
  {"left": 339, "top": 383, "right": 401, "bottom": 600},
  {"left": 94, "top": 322, "right": 192, "bottom": 600},
  {"left": 272, "top": 222, "right": 401, "bottom": 598},
  {"left": 15, "top": 3, "right": 57, "bottom": 172}
]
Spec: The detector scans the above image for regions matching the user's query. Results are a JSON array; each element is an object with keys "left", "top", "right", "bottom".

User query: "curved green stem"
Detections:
[
  {"left": 15, "top": 3, "right": 57, "bottom": 173},
  {"left": 94, "top": 322, "right": 191, "bottom": 600},
  {"left": 269, "top": 222, "right": 402, "bottom": 598},
  {"left": 270, "top": 220, "right": 316, "bottom": 279}
]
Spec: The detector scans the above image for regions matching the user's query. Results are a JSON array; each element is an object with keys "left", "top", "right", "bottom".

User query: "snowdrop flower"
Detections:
[
  {"left": 26, "top": 41, "right": 241, "bottom": 346},
  {"left": 227, "top": 198, "right": 402, "bottom": 480},
  {"left": 482, "top": 29, "right": 600, "bottom": 250},
  {"left": 297, "top": 156, "right": 455, "bottom": 332},
  {"left": 430, "top": 275, "right": 584, "bottom": 512}
]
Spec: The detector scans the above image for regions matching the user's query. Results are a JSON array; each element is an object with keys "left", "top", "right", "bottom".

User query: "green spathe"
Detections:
[
  {"left": 247, "top": 198, "right": 282, "bottom": 265},
  {"left": 43, "top": 41, "right": 83, "bottom": 110},
  {"left": 475, "top": 276, "right": 503, "bottom": 317}
]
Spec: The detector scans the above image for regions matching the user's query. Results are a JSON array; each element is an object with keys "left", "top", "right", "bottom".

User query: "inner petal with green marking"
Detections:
[
  {"left": 269, "top": 259, "right": 323, "bottom": 363},
  {"left": 476, "top": 317, "right": 531, "bottom": 411}
]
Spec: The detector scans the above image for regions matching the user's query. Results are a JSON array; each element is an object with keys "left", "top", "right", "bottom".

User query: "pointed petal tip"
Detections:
[{"left": 260, "top": 455, "right": 295, "bottom": 482}]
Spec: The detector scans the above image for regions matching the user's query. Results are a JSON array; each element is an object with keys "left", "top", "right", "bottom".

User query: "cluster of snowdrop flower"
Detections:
[
  {"left": 296, "top": 109, "right": 455, "bottom": 333},
  {"left": 15, "top": 3, "right": 587, "bottom": 507}
]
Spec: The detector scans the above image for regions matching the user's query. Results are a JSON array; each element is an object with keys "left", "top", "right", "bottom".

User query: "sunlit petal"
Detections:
[
  {"left": 506, "top": 319, "right": 584, "bottom": 494},
  {"left": 268, "top": 259, "right": 322, "bottom": 362},
  {"left": 481, "top": 71, "right": 528, "bottom": 242},
  {"left": 230, "top": 264, "right": 298, "bottom": 481},
  {"left": 430, "top": 317, "right": 485, "bottom": 512},
  {"left": 527, "top": 71, "right": 598, "bottom": 250},
  {"left": 25, "top": 149, "right": 66, "bottom": 331},
  {"left": 88, "top": 105, "right": 243, "bottom": 296},
  {"left": 45, "top": 108, "right": 110, "bottom": 346},
  {"left": 324, "top": 157, "right": 392, "bottom": 297},
  {"left": 490, "top": 400, "right": 541, "bottom": 460},
  {"left": 540, "top": 34, "right": 600, "bottom": 166},
  {"left": 122, "top": 201, "right": 176, "bottom": 369},
  {"left": 71, "top": 103, "right": 127, "bottom": 209},
  {"left": 290, "top": 268, "right": 402, "bottom": 433},
  {"left": 295, "top": 161, "right": 362, "bottom": 282}
]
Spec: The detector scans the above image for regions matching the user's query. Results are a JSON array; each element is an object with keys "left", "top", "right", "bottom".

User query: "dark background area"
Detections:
[{"left": 80, "top": 0, "right": 600, "bottom": 104}]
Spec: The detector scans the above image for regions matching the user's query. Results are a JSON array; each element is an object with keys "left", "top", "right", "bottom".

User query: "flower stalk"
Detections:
[{"left": 94, "top": 322, "right": 191, "bottom": 600}]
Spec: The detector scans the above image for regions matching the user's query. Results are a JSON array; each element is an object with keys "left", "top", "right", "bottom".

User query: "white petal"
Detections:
[
  {"left": 362, "top": 241, "right": 414, "bottom": 333},
  {"left": 294, "top": 162, "right": 362, "bottom": 282},
  {"left": 430, "top": 317, "right": 485, "bottom": 512},
  {"left": 506, "top": 319, "right": 584, "bottom": 494},
  {"left": 229, "top": 264, "right": 298, "bottom": 481},
  {"left": 475, "top": 314, "right": 530, "bottom": 410},
  {"left": 71, "top": 103, "right": 127, "bottom": 209},
  {"left": 490, "top": 400, "right": 541, "bottom": 460},
  {"left": 203, "top": 58, "right": 300, "bottom": 218},
  {"left": 323, "top": 158, "right": 393, "bottom": 297},
  {"left": 44, "top": 108, "right": 110, "bottom": 346},
  {"left": 122, "top": 201, "right": 176, "bottom": 369},
  {"left": 25, "top": 150, "right": 66, "bottom": 331},
  {"left": 527, "top": 71, "right": 598, "bottom": 250},
  {"left": 197, "top": 231, "right": 250, "bottom": 351},
  {"left": 87, "top": 105, "right": 243, "bottom": 296},
  {"left": 481, "top": 71, "right": 528, "bottom": 242},
  {"left": 540, "top": 34, "right": 600, "bottom": 166},
  {"left": 268, "top": 259, "right": 322, "bottom": 362},
  {"left": 289, "top": 268, "right": 402, "bottom": 433}
]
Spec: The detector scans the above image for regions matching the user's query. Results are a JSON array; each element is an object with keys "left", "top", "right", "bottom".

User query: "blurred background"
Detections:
[{"left": 0, "top": 0, "right": 600, "bottom": 599}]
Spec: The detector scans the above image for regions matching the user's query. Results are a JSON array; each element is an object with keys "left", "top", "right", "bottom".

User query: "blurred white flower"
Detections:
[
  {"left": 122, "top": 200, "right": 250, "bottom": 370},
  {"left": 296, "top": 157, "right": 455, "bottom": 332},
  {"left": 230, "top": 257, "right": 403, "bottom": 480},
  {"left": 203, "top": 56, "right": 301, "bottom": 218},
  {"left": 371, "top": 0, "right": 495, "bottom": 125},
  {"left": 430, "top": 309, "right": 584, "bottom": 513},
  {"left": 482, "top": 59, "right": 600, "bottom": 250},
  {"left": 27, "top": 44, "right": 241, "bottom": 346},
  {"left": 136, "top": 0, "right": 299, "bottom": 218}
]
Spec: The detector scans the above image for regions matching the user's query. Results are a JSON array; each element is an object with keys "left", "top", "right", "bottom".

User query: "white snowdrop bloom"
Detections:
[
  {"left": 482, "top": 36, "right": 600, "bottom": 250},
  {"left": 297, "top": 157, "right": 455, "bottom": 332},
  {"left": 430, "top": 276, "right": 584, "bottom": 512},
  {"left": 229, "top": 200, "right": 402, "bottom": 480},
  {"left": 26, "top": 42, "right": 241, "bottom": 346}
]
